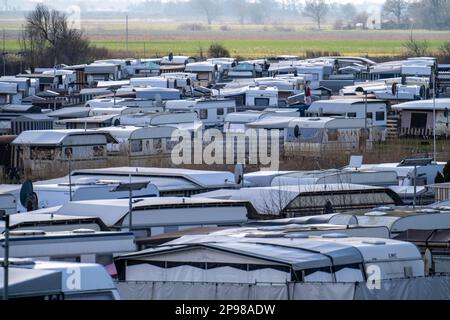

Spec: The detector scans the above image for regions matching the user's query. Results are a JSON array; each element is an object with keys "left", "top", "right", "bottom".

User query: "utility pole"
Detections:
[
  {"left": 413, "top": 165, "right": 417, "bottom": 208},
  {"left": 126, "top": 15, "right": 129, "bottom": 54},
  {"left": 1, "top": 210, "right": 9, "bottom": 300},
  {"left": 129, "top": 174, "right": 132, "bottom": 231},
  {"left": 432, "top": 65, "right": 437, "bottom": 162},
  {"left": 2, "top": 29, "right": 6, "bottom": 76}
]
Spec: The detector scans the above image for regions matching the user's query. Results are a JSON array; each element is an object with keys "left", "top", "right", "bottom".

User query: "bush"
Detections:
[
  {"left": 438, "top": 42, "right": 450, "bottom": 63},
  {"left": 403, "top": 36, "right": 429, "bottom": 57},
  {"left": 207, "top": 43, "right": 230, "bottom": 58}
]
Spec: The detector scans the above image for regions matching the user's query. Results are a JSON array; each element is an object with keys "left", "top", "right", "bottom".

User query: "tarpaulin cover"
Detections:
[{"left": 116, "top": 276, "right": 450, "bottom": 300}]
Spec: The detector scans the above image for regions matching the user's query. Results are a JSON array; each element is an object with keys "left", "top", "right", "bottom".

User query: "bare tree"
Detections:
[
  {"left": 230, "top": 0, "right": 249, "bottom": 24},
  {"left": 20, "top": 4, "right": 106, "bottom": 70},
  {"left": 303, "top": 0, "right": 329, "bottom": 30},
  {"left": 382, "top": 0, "right": 409, "bottom": 26},
  {"left": 192, "top": 0, "right": 220, "bottom": 25}
]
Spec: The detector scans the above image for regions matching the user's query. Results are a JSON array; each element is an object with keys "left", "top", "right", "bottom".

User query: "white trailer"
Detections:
[
  {"left": 166, "top": 98, "right": 236, "bottom": 127},
  {"left": 307, "top": 99, "right": 388, "bottom": 127}
]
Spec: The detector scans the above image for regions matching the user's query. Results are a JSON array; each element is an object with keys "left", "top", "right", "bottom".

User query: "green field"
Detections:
[
  {"left": 92, "top": 39, "right": 448, "bottom": 58},
  {"left": 3, "top": 38, "right": 448, "bottom": 59},
  {"left": 1, "top": 18, "right": 449, "bottom": 58}
]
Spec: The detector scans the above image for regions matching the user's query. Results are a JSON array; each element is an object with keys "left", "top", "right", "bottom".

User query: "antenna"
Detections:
[{"left": 234, "top": 163, "right": 244, "bottom": 187}]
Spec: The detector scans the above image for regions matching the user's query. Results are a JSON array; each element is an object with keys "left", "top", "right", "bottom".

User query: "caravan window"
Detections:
[
  {"left": 347, "top": 112, "right": 357, "bottom": 118},
  {"left": 227, "top": 107, "right": 235, "bottom": 114},
  {"left": 30, "top": 147, "right": 55, "bottom": 160},
  {"left": 376, "top": 112, "right": 385, "bottom": 121},
  {"left": 199, "top": 109, "right": 208, "bottom": 119},
  {"left": 131, "top": 140, "right": 143, "bottom": 153},
  {"left": 366, "top": 112, "right": 373, "bottom": 119},
  {"left": 197, "top": 73, "right": 210, "bottom": 81},
  {"left": 153, "top": 138, "right": 162, "bottom": 150},
  {"left": 234, "top": 95, "right": 245, "bottom": 106},
  {"left": 217, "top": 108, "right": 224, "bottom": 116},
  {"left": 255, "top": 98, "right": 270, "bottom": 107},
  {"left": 327, "top": 129, "right": 339, "bottom": 141}
]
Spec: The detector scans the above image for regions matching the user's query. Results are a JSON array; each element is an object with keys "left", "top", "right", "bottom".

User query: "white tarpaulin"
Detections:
[
  {"left": 354, "top": 276, "right": 450, "bottom": 300},
  {"left": 116, "top": 281, "right": 353, "bottom": 300},
  {"left": 116, "top": 276, "right": 450, "bottom": 300},
  {"left": 290, "top": 282, "right": 355, "bottom": 300}
]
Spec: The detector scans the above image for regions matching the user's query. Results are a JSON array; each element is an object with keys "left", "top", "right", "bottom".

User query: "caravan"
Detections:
[{"left": 166, "top": 98, "right": 236, "bottom": 127}]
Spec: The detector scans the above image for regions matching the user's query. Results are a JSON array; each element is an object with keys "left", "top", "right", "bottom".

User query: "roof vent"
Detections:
[
  {"left": 374, "top": 206, "right": 394, "bottom": 211},
  {"left": 72, "top": 228, "right": 96, "bottom": 234},
  {"left": 322, "top": 233, "right": 349, "bottom": 238},
  {"left": 364, "top": 211, "right": 388, "bottom": 216},
  {"left": 362, "top": 239, "right": 386, "bottom": 245},
  {"left": 417, "top": 209, "right": 439, "bottom": 214},
  {"left": 9, "top": 230, "right": 46, "bottom": 236},
  {"left": 245, "top": 232, "right": 284, "bottom": 238},
  {"left": 257, "top": 226, "right": 286, "bottom": 231},
  {"left": 284, "top": 233, "right": 309, "bottom": 239}
]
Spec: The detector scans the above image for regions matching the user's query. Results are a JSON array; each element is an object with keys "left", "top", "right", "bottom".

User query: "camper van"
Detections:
[
  {"left": 32, "top": 177, "right": 160, "bottom": 209},
  {"left": 165, "top": 98, "right": 236, "bottom": 127},
  {"left": 220, "top": 86, "right": 278, "bottom": 110},
  {"left": 307, "top": 99, "right": 388, "bottom": 127},
  {"left": 0, "top": 229, "right": 135, "bottom": 265},
  {"left": 184, "top": 62, "right": 218, "bottom": 86}
]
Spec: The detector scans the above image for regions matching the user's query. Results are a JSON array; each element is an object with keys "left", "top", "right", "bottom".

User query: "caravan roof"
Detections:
[
  {"left": 248, "top": 116, "right": 365, "bottom": 129},
  {"left": 50, "top": 197, "right": 251, "bottom": 227},
  {"left": 0, "top": 212, "right": 108, "bottom": 233},
  {"left": 391, "top": 98, "right": 450, "bottom": 111},
  {"left": 185, "top": 62, "right": 217, "bottom": 72},
  {"left": 11, "top": 129, "right": 117, "bottom": 146},
  {"left": 327, "top": 207, "right": 450, "bottom": 234},
  {"left": 71, "top": 167, "right": 236, "bottom": 189},
  {"left": 117, "top": 233, "right": 421, "bottom": 276},
  {"left": 309, "top": 98, "right": 387, "bottom": 109},
  {"left": 194, "top": 184, "right": 401, "bottom": 216},
  {"left": 97, "top": 125, "right": 175, "bottom": 141}
]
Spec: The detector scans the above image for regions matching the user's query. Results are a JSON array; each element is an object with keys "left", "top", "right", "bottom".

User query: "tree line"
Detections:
[{"left": 126, "top": 0, "right": 450, "bottom": 30}]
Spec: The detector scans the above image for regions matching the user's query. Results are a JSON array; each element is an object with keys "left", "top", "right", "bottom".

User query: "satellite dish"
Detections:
[
  {"left": 20, "top": 180, "right": 38, "bottom": 211},
  {"left": 234, "top": 163, "right": 244, "bottom": 185},
  {"left": 349, "top": 155, "right": 363, "bottom": 170}
]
